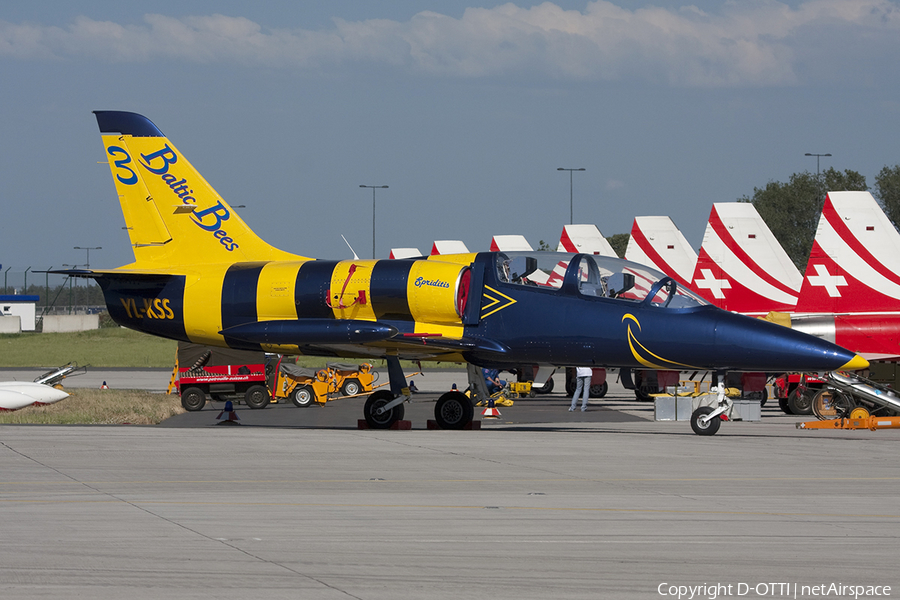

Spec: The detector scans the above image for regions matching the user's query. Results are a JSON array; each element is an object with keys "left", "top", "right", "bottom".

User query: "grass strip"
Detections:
[{"left": 0, "top": 389, "right": 184, "bottom": 425}]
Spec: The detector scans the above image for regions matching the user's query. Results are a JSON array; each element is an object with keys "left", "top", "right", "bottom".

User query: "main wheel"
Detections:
[
  {"left": 341, "top": 378, "right": 362, "bottom": 396},
  {"left": 244, "top": 384, "right": 270, "bottom": 409},
  {"left": 787, "top": 388, "right": 813, "bottom": 415},
  {"left": 364, "top": 390, "right": 405, "bottom": 429},
  {"left": 434, "top": 391, "right": 474, "bottom": 429},
  {"left": 590, "top": 381, "right": 608, "bottom": 398},
  {"left": 533, "top": 377, "right": 554, "bottom": 394},
  {"left": 778, "top": 396, "right": 793, "bottom": 414},
  {"left": 291, "top": 385, "right": 315, "bottom": 408},
  {"left": 634, "top": 387, "right": 654, "bottom": 402},
  {"left": 180, "top": 386, "right": 206, "bottom": 412},
  {"left": 744, "top": 387, "right": 768, "bottom": 407},
  {"left": 690, "top": 406, "right": 721, "bottom": 436}
]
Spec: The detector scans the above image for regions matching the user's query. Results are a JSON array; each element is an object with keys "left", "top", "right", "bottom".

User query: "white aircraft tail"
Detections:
[
  {"left": 691, "top": 203, "right": 801, "bottom": 315},
  {"left": 489, "top": 235, "right": 533, "bottom": 252},
  {"left": 797, "top": 191, "right": 900, "bottom": 314},
  {"left": 430, "top": 240, "right": 470, "bottom": 255},
  {"left": 556, "top": 224, "right": 616, "bottom": 256},
  {"left": 624, "top": 216, "right": 697, "bottom": 286},
  {"left": 389, "top": 248, "right": 422, "bottom": 259}
]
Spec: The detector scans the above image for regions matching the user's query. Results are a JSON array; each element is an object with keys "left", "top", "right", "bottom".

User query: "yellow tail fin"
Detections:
[{"left": 95, "top": 111, "right": 306, "bottom": 269}]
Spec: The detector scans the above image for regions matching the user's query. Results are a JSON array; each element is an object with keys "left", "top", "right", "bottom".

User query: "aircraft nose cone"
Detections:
[
  {"left": 711, "top": 311, "right": 863, "bottom": 372},
  {"left": 839, "top": 354, "right": 869, "bottom": 371}
]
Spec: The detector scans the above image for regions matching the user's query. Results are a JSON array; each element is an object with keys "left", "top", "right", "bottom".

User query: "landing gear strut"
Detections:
[
  {"left": 689, "top": 371, "right": 732, "bottom": 436},
  {"left": 362, "top": 356, "right": 409, "bottom": 429}
]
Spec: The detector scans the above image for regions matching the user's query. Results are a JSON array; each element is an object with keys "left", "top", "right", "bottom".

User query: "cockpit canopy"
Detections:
[{"left": 495, "top": 252, "right": 709, "bottom": 309}]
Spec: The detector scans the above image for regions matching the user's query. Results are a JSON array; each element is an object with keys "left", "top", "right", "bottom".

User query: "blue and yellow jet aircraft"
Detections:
[{"left": 64, "top": 111, "right": 867, "bottom": 432}]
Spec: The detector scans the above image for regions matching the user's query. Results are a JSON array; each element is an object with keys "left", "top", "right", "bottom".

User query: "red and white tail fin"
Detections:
[
  {"left": 489, "top": 235, "right": 533, "bottom": 252},
  {"left": 797, "top": 191, "right": 900, "bottom": 314},
  {"left": 389, "top": 248, "right": 421, "bottom": 259},
  {"left": 624, "top": 216, "right": 697, "bottom": 286},
  {"left": 430, "top": 240, "right": 469, "bottom": 255},
  {"left": 690, "top": 203, "right": 801, "bottom": 315},
  {"left": 556, "top": 224, "right": 616, "bottom": 256}
]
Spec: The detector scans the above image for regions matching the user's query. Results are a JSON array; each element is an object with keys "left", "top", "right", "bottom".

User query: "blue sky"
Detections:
[{"left": 2, "top": 1, "right": 899, "bottom": 285}]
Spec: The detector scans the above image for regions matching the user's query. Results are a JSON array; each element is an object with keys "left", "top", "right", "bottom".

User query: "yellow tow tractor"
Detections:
[{"left": 272, "top": 359, "right": 378, "bottom": 407}]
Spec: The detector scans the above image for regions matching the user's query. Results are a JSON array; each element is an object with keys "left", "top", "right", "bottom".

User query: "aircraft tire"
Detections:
[
  {"left": 787, "top": 388, "right": 813, "bottom": 415},
  {"left": 590, "top": 382, "right": 608, "bottom": 398},
  {"left": 743, "top": 388, "right": 768, "bottom": 407},
  {"left": 292, "top": 385, "right": 315, "bottom": 408},
  {"left": 341, "top": 378, "right": 362, "bottom": 396},
  {"left": 690, "top": 406, "right": 721, "bottom": 436},
  {"left": 181, "top": 387, "right": 206, "bottom": 412},
  {"left": 778, "top": 397, "right": 793, "bottom": 414},
  {"left": 434, "top": 391, "right": 474, "bottom": 429},
  {"left": 533, "top": 378, "right": 554, "bottom": 394},
  {"left": 634, "top": 387, "right": 654, "bottom": 402},
  {"left": 245, "top": 385, "right": 270, "bottom": 409},
  {"left": 364, "top": 390, "right": 404, "bottom": 429}
]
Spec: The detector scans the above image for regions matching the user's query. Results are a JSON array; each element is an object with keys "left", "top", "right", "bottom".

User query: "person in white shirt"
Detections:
[{"left": 570, "top": 366, "right": 592, "bottom": 412}]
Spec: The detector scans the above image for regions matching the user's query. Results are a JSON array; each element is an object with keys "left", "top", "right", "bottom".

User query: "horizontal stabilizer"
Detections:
[
  {"left": 221, "top": 319, "right": 399, "bottom": 345},
  {"left": 47, "top": 268, "right": 175, "bottom": 281}
]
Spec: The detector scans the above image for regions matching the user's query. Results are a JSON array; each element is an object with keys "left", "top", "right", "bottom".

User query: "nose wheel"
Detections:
[{"left": 690, "top": 406, "right": 721, "bottom": 436}]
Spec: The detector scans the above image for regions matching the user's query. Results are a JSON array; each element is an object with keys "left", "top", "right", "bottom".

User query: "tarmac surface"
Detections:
[{"left": 1, "top": 368, "right": 899, "bottom": 598}]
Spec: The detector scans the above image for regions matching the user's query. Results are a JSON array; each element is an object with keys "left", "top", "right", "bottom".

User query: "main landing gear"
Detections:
[{"left": 361, "top": 357, "right": 476, "bottom": 429}]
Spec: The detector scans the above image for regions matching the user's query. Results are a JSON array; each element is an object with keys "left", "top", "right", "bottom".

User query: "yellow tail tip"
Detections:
[{"left": 839, "top": 354, "right": 869, "bottom": 371}]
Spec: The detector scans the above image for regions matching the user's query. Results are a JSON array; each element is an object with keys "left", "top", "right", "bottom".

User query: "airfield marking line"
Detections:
[
  {"left": 2, "top": 475, "right": 900, "bottom": 485},
  {"left": 0, "top": 498, "right": 898, "bottom": 519}
]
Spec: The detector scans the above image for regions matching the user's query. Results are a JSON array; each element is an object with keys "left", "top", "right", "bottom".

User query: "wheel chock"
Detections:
[
  {"left": 356, "top": 419, "right": 411, "bottom": 430},
  {"left": 427, "top": 419, "right": 481, "bottom": 430}
]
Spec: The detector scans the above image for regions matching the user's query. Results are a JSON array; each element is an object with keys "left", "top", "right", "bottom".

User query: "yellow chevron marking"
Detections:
[{"left": 481, "top": 285, "right": 517, "bottom": 319}]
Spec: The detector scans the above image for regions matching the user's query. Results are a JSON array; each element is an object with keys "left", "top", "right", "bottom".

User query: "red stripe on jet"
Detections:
[
  {"left": 820, "top": 197, "right": 900, "bottom": 287},
  {"left": 629, "top": 222, "right": 694, "bottom": 291},
  {"left": 707, "top": 206, "right": 798, "bottom": 297}
]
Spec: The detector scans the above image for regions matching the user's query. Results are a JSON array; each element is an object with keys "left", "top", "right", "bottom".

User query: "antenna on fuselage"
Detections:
[{"left": 341, "top": 235, "right": 359, "bottom": 260}]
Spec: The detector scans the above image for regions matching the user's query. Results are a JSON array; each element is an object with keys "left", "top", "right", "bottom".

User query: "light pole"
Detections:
[
  {"left": 73, "top": 246, "right": 102, "bottom": 269},
  {"left": 805, "top": 153, "right": 832, "bottom": 204},
  {"left": 804, "top": 153, "right": 832, "bottom": 178},
  {"left": 62, "top": 264, "right": 81, "bottom": 314},
  {"left": 359, "top": 185, "right": 388, "bottom": 259},
  {"left": 557, "top": 168, "right": 585, "bottom": 225}
]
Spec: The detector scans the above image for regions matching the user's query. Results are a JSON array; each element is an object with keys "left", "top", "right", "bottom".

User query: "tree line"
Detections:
[{"left": 740, "top": 165, "right": 900, "bottom": 270}]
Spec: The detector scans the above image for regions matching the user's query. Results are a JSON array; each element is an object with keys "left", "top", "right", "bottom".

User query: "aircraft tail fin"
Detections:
[
  {"left": 690, "top": 203, "right": 801, "bottom": 315},
  {"left": 797, "top": 191, "right": 900, "bottom": 313},
  {"left": 624, "top": 216, "right": 697, "bottom": 287},
  {"left": 430, "top": 240, "right": 470, "bottom": 255},
  {"left": 489, "top": 235, "right": 533, "bottom": 252},
  {"left": 94, "top": 111, "right": 305, "bottom": 269},
  {"left": 556, "top": 224, "right": 616, "bottom": 256}
]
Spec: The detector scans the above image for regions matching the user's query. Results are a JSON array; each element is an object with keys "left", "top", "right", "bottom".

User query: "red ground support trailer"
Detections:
[{"left": 175, "top": 343, "right": 271, "bottom": 411}]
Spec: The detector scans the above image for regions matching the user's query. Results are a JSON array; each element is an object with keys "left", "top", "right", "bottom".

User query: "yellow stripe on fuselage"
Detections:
[
  {"left": 257, "top": 261, "right": 310, "bottom": 321},
  {"left": 329, "top": 260, "right": 377, "bottom": 321},
  {"left": 182, "top": 265, "right": 229, "bottom": 346}
]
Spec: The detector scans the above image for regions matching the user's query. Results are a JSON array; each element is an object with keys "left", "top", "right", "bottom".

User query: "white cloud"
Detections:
[{"left": 1, "top": 1, "right": 898, "bottom": 86}]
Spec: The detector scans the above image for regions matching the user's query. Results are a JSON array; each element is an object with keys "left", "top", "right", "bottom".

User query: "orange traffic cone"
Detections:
[{"left": 100, "top": 381, "right": 109, "bottom": 390}]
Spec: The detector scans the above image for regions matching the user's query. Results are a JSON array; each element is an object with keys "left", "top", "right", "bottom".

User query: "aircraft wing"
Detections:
[{"left": 220, "top": 319, "right": 509, "bottom": 358}]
